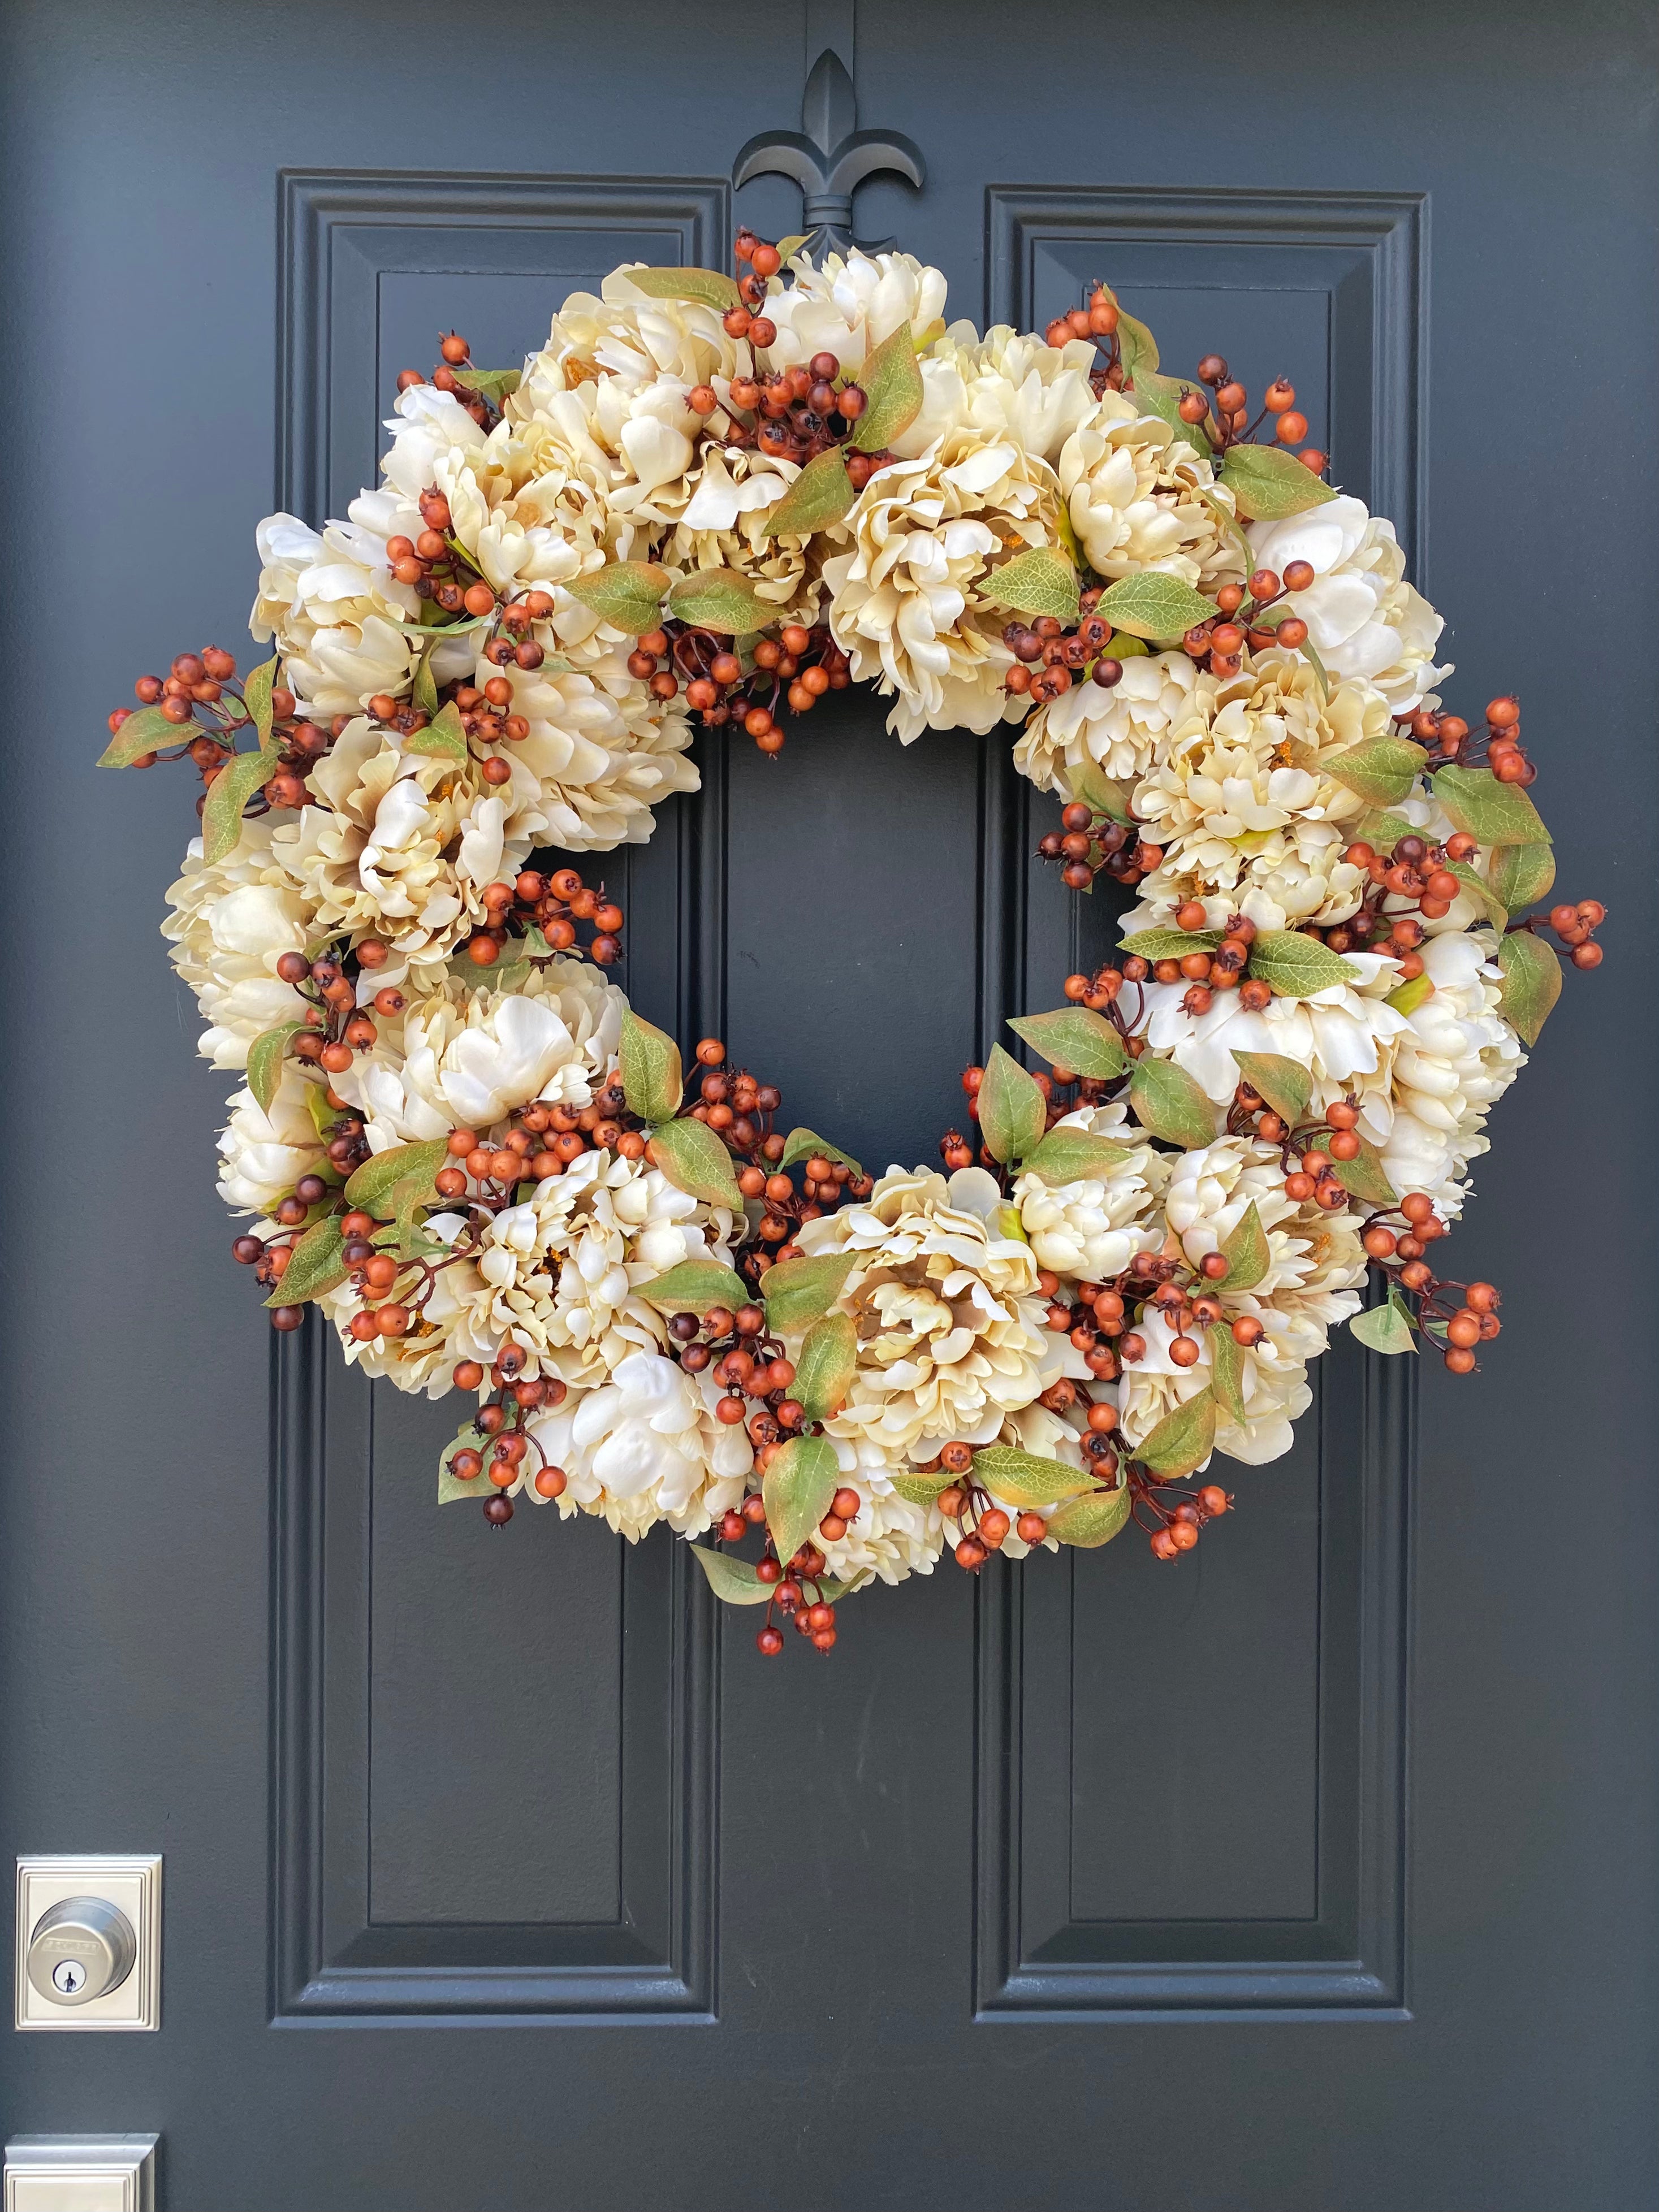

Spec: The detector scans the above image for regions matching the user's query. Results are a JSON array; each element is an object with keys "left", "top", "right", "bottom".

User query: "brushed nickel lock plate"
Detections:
[{"left": 14, "top": 1858, "right": 161, "bottom": 2032}]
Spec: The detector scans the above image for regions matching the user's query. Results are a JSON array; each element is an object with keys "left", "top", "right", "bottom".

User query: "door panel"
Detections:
[{"left": 3, "top": 3, "right": 1656, "bottom": 2207}]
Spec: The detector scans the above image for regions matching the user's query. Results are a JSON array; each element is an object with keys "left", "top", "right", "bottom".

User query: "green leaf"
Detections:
[
  {"left": 1007, "top": 1007, "right": 1128, "bottom": 1082},
  {"left": 763, "top": 1434, "right": 841, "bottom": 1569},
  {"left": 970, "top": 1446, "right": 1094, "bottom": 1508},
  {"left": 636, "top": 1256, "right": 749, "bottom": 1315},
  {"left": 1330, "top": 1132, "right": 1398, "bottom": 1209},
  {"left": 404, "top": 698, "right": 470, "bottom": 761},
  {"left": 1229, "top": 1049, "right": 1311, "bottom": 1128},
  {"left": 242, "top": 655, "right": 279, "bottom": 742},
  {"left": 1324, "top": 734, "right": 1428, "bottom": 808},
  {"left": 1128, "top": 1055, "right": 1217, "bottom": 1150},
  {"left": 667, "top": 566, "right": 770, "bottom": 634},
  {"left": 850, "top": 322, "right": 923, "bottom": 452},
  {"left": 793, "top": 1310, "right": 858, "bottom": 1423},
  {"left": 980, "top": 547, "right": 1080, "bottom": 625},
  {"left": 453, "top": 366, "right": 522, "bottom": 404},
  {"left": 624, "top": 265, "right": 742, "bottom": 312},
  {"left": 1384, "top": 971, "right": 1435, "bottom": 1016},
  {"left": 343, "top": 1138, "right": 451, "bottom": 1218},
  {"left": 412, "top": 652, "right": 439, "bottom": 717},
  {"left": 304, "top": 1080, "right": 339, "bottom": 1142},
  {"left": 1445, "top": 859, "right": 1509, "bottom": 931},
  {"left": 1069, "top": 762, "right": 1137, "bottom": 826},
  {"left": 566, "top": 560, "right": 670, "bottom": 636},
  {"left": 1215, "top": 1200, "right": 1269, "bottom": 1293},
  {"left": 1496, "top": 930, "right": 1562, "bottom": 1046},
  {"left": 619, "top": 1009, "right": 683, "bottom": 1125},
  {"left": 887, "top": 1468, "right": 959, "bottom": 1508},
  {"left": 438, "top": 1423, "right": 490, "bottom": 1503},
  {"left": 1219, "top": 441, "right": 1340, "bottom": 521},
  {"left": 1016, "top": 1128, "right": 1133, "bottom": 1186},
  {"left": 248, "top": 1021, "right": 304, "bottom": 1116},
  {"left": 1432, "top": 764, "right": 1552, "bottom": 849},
  {"left": 1350, "top": 1293, "right": 1419, "bottom": 1355},
  {"left": 977, "top": 1044, "right": 1048, "bottom": 1166},
  {"left": 1132, "top": 1389, "right": 1216, "bottom": 1479},
  {"left": 762, "top": 1253, "right": 857, "bottom": 1336},
  {"left": 777, "top": 1128, "right": 865, "bottom": 1179},
  {"left": 762, "top": 445, "right": 855, "bottom": 537},
  {"left": 1355, "top": 808, "right": 1418, "bottom": 853},
  {"left": 1095, "top": 572, "right": 1217, "bottom": 643},
  {"left": 647, "top": 1116, "right": 745, "bottom": 1209},
  {"left": 264, "top": 1212, "right": 346, "bottom": 1307},
  {"left": 1247, "top": 929, "right": 1361, "bottom": 998},
  {"left": 388, "top": 1167, "right": 444, "bottom": 1256},
  {"left": 1120, "top": 927, "right": 1222, "bottom": 960},
  {"left": 689, "top": 1547, "right": 775, "bottom": 1604},
  {"left": 201, "top": 740, "right": 282, "bottom": 865},
  {"left": 1129, "top": 367, "right": 1213, "bottom": 452},
  {"left": 1488, "top": 841, "right": 1556, "bottom": 915},
  {"left": 97, "top": 703, "right": 187, "bottom": 767},
  {"left": 1045, "top": 1483, "right": 1133, "bottom": 1548},
  {"left": 1113, "top": 308, "right": 1159, "bottom": 381},
  {"left": 1209, "top": 1324, "right": 1248, "bottom": 1426}
]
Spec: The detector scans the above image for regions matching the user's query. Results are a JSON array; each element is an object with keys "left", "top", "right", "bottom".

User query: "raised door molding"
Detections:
[
  {"left": 268, "top": 171, "right": 728, "bottom": 2023},
  {"left": 975, "top": 183, "right": 1423, "bottom": 2018}
]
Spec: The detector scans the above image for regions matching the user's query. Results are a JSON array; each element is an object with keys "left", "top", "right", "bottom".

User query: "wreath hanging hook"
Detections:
[{"left": 732, "top": 47, "right": 925, "bottom": 258}]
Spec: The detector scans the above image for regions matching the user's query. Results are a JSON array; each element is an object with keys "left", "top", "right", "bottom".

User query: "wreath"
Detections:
[{"left": 106, "top": 228, "right": 1604, "bottom": 1657}]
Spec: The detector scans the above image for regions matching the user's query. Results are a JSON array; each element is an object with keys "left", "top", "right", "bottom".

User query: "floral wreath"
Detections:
[{"left": 106, "top": 227, "right": 1604, "bottom": 1658}]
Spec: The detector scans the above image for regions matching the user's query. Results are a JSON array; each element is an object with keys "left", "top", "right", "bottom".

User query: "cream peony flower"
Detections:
[
  {"left": 1013, "top": 648, "right": 1199, "bottom": 799},
  {"left": 519, "top": 266, "right": 741, "bottom": 400},
  {"left": 216, "top": 1060, "right": 328, "bottom": 1217},
  {"left": 921, "top": 325, "right": 1099, "bottom": 466},
  {"left": 1118, "top": 1136, "right": 1366, "bottom": 1464},
  {"left": 757, "top": 247, "right": 949, "bottom": 376},
  {"left": 1012, "top": 1102, "right": 1168, "bottom": 1278},
  {"left": 1137, "top": 932, "right": 1523, "bottom": 1218},
  {"left": 1059, "top": 393, "right": 1243, "bottom": 588},
  {"left": 791, "top": 1165, "right": 1074, "bottom": 1459},
  {"left": 662, "top": 445, "right": 827, "bottom": 622},
  {"left": 810, "top": 1473, "right": 948, "bottom": 1588},
  {"left": 522, "top": 1350, "right": 751, "bottom": 1540},
  {"left": 268, "top": 718, "right": 536, "bottom": 986},
  {"left": 326, "top": 1142, "right": 738, "bottom": 1403},
  {"left": 1129, "top": 656, "right": 1384, "bottom": 924},
  {"left": 821, "top": 433, "right": 1062, "bottom": 742},
  {"left": 1248, "top": 495, "right": 1449, "bottom": 715},
  {"left": 163, "top": 815, "right": 312, "bottom": 1068},
  {"left": 249, "top": 513, "right": 420, "bottom": 718},
  {"left": 332, "top": 958, "right": 626, "bottom": 1154}
]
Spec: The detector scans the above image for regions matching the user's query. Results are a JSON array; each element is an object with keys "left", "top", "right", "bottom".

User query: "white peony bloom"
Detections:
[
  {"left": 331, "top": 958, "right": 626, "bottom": 1154},
  {"left": 821, "top": 433, "right": 1062, "bottom": 743},
  {"left": 1013, "top": 648, "right": 1199, "bottom": 799},
  {"left": 249, "top": 513, "right": 419, "bottom": 718},
  {"left": 1138, "top": 931, "right": 1523, "bottom": 1218},
  {"left": 216, "top": 1060, "right": 328, "bottom": 1217},
  {"left": 522, "top": 1351, "right": 751, "bottom": 1540},
  {"left": 810, "top": 1470, "right": 948, "bottom": 1587},
  {"left": 1130, "top": 656, "right": 1384, "bottom": 924},
  {"left": 791, "top": 1165, "right": 1079, "bottom": 1460},
  {"left": 326, "top": 1142, "right": 739, "bottom": 1402},
  {"left": 757, "top": 247, "right": 949, "bottom": 376},
  {"left": 1059, "top": 394, "right": 1244, "bottom": 588},
  {"left": 163, "top": 816, "right": 312, "bottom": 1067},
  {"left": 1248, "top": 495, "right": 1449, "bottom": 716},
  {"left": 519, "top": 266, "right": 741, "bottom": 401},
  {"left": 1118, "top": 1136, "right": 1366, "bottom": 1465},
  {"left": 269, "top": 718, "right": 537, "bottom": 986},
  {"left": 923, "top": 324, "right": 1099, "bottom": 467},
  {"left": 1012, "top": 1102, "right": 1168, "bottom": 1278}
]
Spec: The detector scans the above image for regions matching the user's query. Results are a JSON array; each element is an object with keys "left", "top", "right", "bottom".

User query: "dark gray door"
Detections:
[{"left": 3, "top": 4, "right": 1655, "bottom": 2206}]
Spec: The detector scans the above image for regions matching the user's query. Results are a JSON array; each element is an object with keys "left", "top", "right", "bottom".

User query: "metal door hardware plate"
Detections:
[
  {"left": 4, "top": 2136, "right": 157, "bottom": 2212},
  {"left": 14, "top": 1858, "right": 161, "bottom": 2032}
]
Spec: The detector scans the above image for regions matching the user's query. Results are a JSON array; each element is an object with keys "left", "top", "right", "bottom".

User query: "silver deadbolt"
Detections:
[{"left": 27, "top": 1896, "right": 137, "bottom": 2007}]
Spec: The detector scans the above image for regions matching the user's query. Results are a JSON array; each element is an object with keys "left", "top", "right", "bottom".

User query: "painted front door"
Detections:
[{"left": 2, "top": 2, "right": 1654, "bottom": 2205}]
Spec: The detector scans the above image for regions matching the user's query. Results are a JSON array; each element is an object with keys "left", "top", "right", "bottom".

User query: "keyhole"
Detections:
[{"left": 51, "top": 1958, "right": 87, "bottom": 1995}]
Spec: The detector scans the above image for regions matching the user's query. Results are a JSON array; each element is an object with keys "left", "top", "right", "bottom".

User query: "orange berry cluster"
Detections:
[
  {"left": 626, "top": 619, "right": 852, "bottom": 753},
  {"left": 394, "top": 330, "right": 502, "bottom": 430}
]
